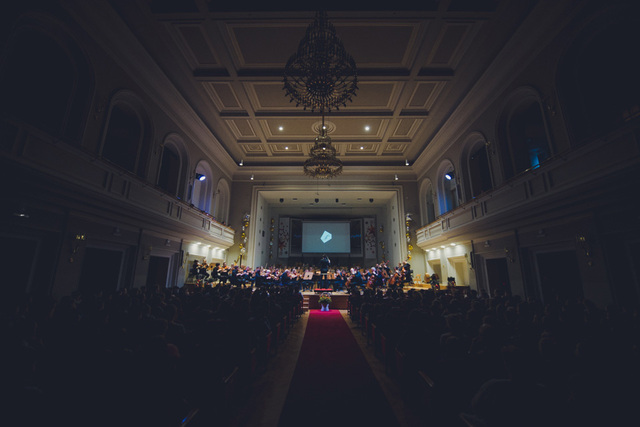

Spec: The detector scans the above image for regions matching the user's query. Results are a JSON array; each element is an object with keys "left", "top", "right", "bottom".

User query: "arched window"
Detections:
[
  {"left": 191, "top": 160, "right": 213, "bottom": 213},
  {"left": 101, "top": 91, "right": 153, "bottom": 179},
  {"left": 212, "top": 178, "right": 231, "bottom": 224},
  {"left": 558, "top": 13, "right": 640, "bottom": 144},
  {"left": 437, "top": 160, "right": 459, "bottom": 215},
  {"left": 461, "top": 132, "right": 493, "bottom": 199},
  {"left": 497, "top": 88, "right": 552, "bottom": 179},
  {"left": 157, "top": 134, "right": 189, "bottom": 199},
  {"left": 0, "top": 22, "right": 92, "bottom": 144},
  {"left": 419, "top": 179, "right": 436, "bottom": 224}
]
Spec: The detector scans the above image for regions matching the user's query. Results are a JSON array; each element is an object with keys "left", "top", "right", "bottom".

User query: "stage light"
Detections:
[
  {"left": 445, "top": 171, "right": 455, "bottom": 180},
  {"left": 195, "top": 173, "right": 206, "bottom": 181}
]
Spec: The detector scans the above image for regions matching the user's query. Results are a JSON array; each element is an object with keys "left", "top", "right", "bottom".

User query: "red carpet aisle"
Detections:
[{"left": 278, "top": 310, "right": 400, "bottom": 427}]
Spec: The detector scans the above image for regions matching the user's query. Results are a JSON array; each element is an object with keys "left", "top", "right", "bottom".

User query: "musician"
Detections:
[
  {"left": 389, "top": 267, "right": 403, "bottom": 289},
  {"left": 334, "top": 268, "right": 346, "bottom": 291},
  {"left": 280, "top": 269, "right": 291, "bottom": 286},
  {"left": 190, "top": 259, "right": 199, "bottom": 278},
  {"left": 228, "top": 264, "right": 240, "bottom": 286},
  {"left": 319, "top": 254, "right": 331, "bottom": 288},
  {"left": 198, "top": 262, "right": 209, "bottom": 281},
  {"left": 351, "top": 267, "right": 363, "bottom": 288},
  {"left": 402, "top": 261, "right": 413, "bottom": 287},
  {"left": 208, "top": 262, "right": 220, "bottom": 285},
  {"left": 218, "top": 262, "right": 229, "bottom": 284}
]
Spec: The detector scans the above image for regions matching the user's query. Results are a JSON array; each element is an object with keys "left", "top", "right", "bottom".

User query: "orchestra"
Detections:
[{"left": 187, "top": 258, "right": 414, "bottom": 291}]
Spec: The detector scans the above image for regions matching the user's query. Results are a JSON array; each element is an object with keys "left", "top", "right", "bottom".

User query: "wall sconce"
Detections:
[
  {"left": 69, "top": 233, "right": 86, "bottom": 263},
  {"left": 505, "top": 248, "right": 515, "bottom": 263},
  {"left": 543, "top": 96, "right": 557, "bottom": 116},
  {"left": 485, "top": 140, "right": 496, "bottom": 156},
  {"left": 576, "top": 233, "right": 593, "bottom": 267},
  {"left": 465, "top": 252, "right": 475, "bottom": 270}
]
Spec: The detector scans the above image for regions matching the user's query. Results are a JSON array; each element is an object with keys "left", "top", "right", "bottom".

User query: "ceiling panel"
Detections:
[{"left": 130, "top": 2, "right": 527, "bottom": 168}]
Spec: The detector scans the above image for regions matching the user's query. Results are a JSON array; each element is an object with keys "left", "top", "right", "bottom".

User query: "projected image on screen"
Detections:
[{"left": 302, "top": 221, "right": 350, "bottom": 253}]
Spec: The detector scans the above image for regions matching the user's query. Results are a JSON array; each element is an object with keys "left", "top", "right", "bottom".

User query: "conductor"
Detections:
[{"left": 319, "top": 254, "right": 331, "bottom": 289}]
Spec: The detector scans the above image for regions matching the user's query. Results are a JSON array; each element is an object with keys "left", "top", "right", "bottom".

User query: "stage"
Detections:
[{"left": 303, "top": 291, "right": 349, "bottom": 310}]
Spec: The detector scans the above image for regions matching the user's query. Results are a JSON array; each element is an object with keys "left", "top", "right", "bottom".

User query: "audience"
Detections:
[
  {"left": 4, "top": 276, "right": 640, "bottom": 427},
  {"left": 349, "top": 287, "right": 640, "bottom": 426},
  {"left": 2, "top": 283, "right": 302, "bottom": 427}
]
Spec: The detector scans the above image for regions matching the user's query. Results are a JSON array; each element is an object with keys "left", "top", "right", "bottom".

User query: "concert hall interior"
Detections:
[{"left": 2, "top": 1, "right": 640, "bottom": 426}]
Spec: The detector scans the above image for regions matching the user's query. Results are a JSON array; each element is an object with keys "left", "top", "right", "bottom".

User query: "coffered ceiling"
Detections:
[{"left": 108, "top": 0, "right": 536, "bottom": 172}]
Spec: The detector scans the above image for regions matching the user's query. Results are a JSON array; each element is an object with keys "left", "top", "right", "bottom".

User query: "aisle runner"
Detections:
[{"left": 278, "top": 310, "right": 399, "bottom": 427}]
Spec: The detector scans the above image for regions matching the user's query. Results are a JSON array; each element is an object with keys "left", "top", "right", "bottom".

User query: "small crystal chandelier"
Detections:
[
  {"left": 303, "top": 115, "right": 343, "bottom": 179},
  {"left": 283, "top": 11, "right": 358, "bottom": 113}
]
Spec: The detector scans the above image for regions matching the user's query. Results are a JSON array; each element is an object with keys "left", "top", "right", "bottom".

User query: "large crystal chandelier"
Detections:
[
  {"left": 283, "top": 11, "right": 358, "bottom": 113},
  {"left": 283, "top": 11, "right": 358, "bottom": 179}
]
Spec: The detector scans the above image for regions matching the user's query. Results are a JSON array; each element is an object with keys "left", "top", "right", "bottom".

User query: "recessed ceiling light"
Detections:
[
  {"left": 364, "top": 125, "right": 370, "bottom": 131},
  {"left": 278, "top": 126, "right": 284, "bottom": 131},
  {"left": 360, "top": 146, "right": 364, "bottom": 150},
  {"left": 285, "top": 146, "right": 289, "bottom": 150}
]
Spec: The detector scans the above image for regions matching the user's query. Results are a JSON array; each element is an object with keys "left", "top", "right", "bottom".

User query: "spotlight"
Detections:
[
  {"left": 336, "top": 198, "right": 339, "bottom": 203},
  {"left": 369, "top": 198, "right": 374, "bottom": 203},
  {"left": 445, "top": 171, "right": 455, "bottom": 180},
  {"left": 315, "top": 198, "right": 319, "bottom": 203},
  {"left": 195, "top": 173, "right": 206, "bottom": 181},
  {"left": 239, "top": 159, "right": 243, "bottom": 166},
  {"left": 280, "top": 198, "right": 284, "bottom": 203},
  {"left": 250, "top": 174, "right": 254, "bottom": 180},
  {"left": 405, "top": 159, "right": 409, "bottom": 166},
  {"left": 394, "top": 174, "right": 398, "bottom": 181}
]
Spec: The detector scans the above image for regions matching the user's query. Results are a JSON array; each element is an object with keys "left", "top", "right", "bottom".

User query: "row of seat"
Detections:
[{"left": 183, "top": 298, "right": 304, "bottom": 426}]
